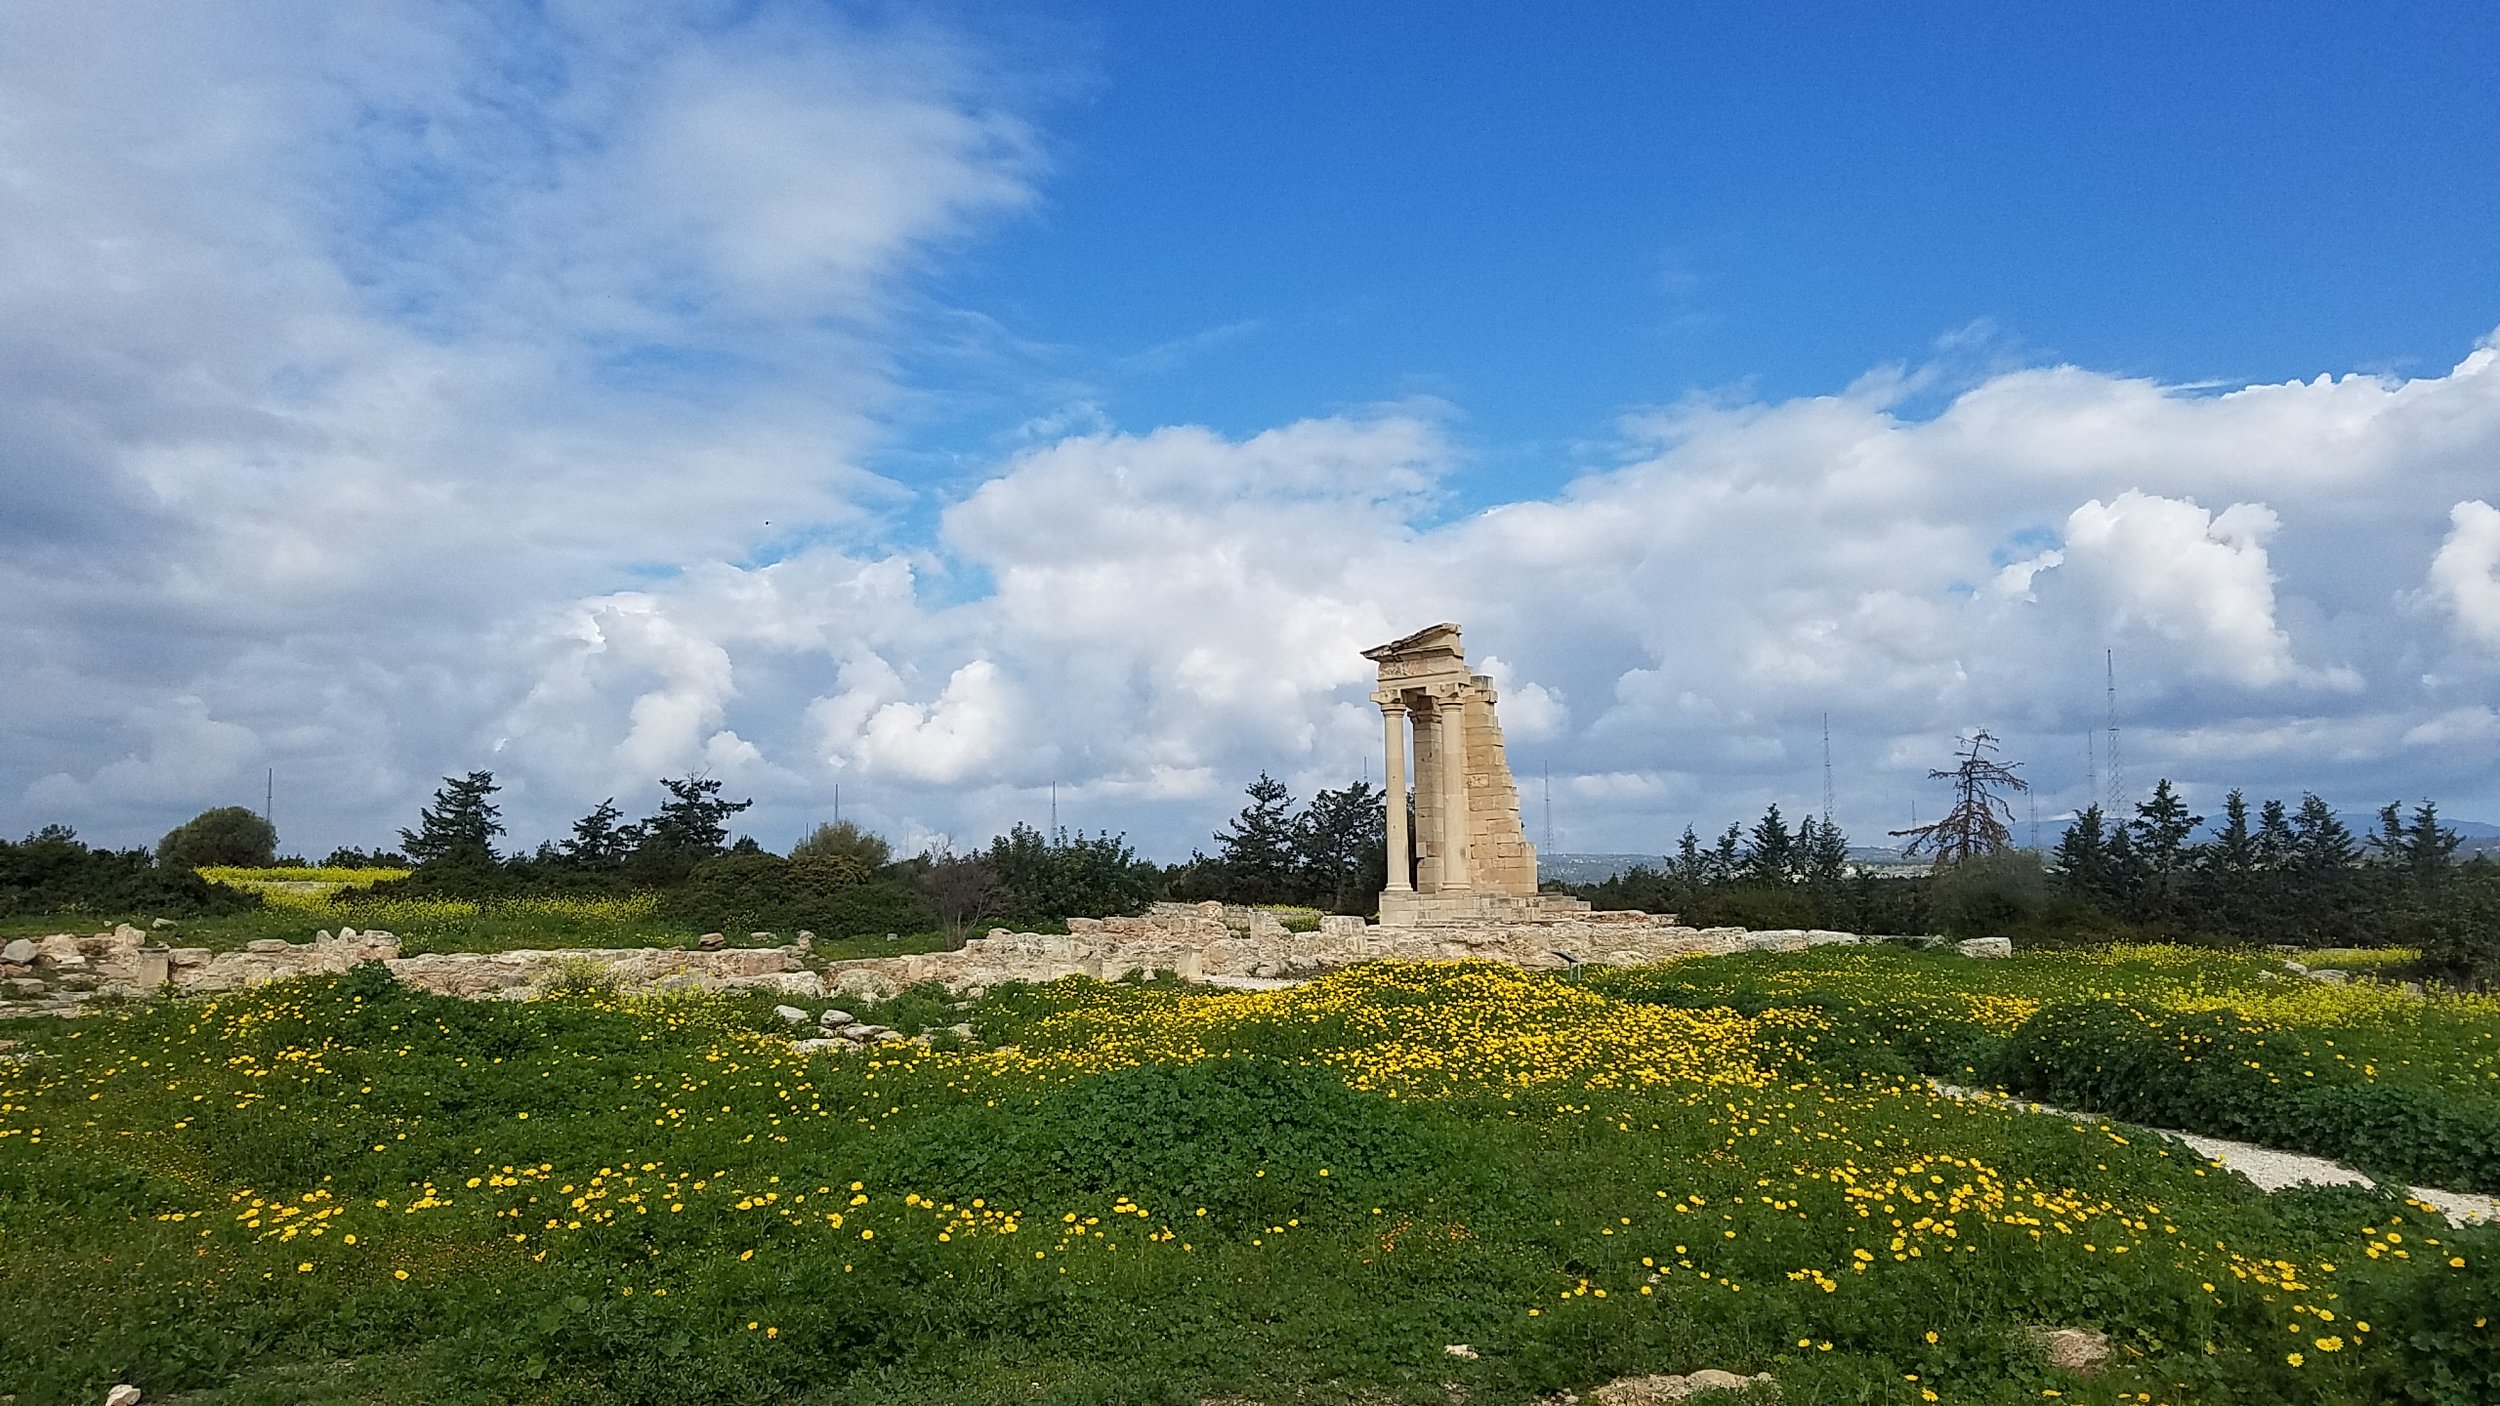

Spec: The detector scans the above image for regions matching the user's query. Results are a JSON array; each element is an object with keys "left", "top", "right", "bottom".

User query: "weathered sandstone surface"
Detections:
[
  {"left": 818, "top": 901, "right": 1958, "bottom": 1001},
  {"left": 0, "top": 905, "right": 1993, "bottom": 1017}
]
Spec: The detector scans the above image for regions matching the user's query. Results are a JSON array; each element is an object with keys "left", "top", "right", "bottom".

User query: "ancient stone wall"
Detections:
[{"left": 1, "top": 907, "right": 1991, "bottom": 1020}]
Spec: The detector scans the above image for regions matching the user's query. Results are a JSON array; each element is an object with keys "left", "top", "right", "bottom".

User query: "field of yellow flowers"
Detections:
[{"left": 1, "top": 951, "right": 2492, "bottom": 1405}]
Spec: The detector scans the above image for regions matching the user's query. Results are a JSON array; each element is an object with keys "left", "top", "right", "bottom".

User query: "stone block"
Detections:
[{"left": 1955, "top": 936, "right": 2014, "bottom": 959}]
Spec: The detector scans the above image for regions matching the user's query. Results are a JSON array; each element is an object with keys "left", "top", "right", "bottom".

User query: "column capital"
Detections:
[{"left": 1371, "top": 691, "right": 1409, "bottom": 713}]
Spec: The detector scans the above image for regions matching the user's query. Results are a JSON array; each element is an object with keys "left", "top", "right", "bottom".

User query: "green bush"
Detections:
[
  {"left": 0, "top": 826, "right": 260, "bottom": 919},
  {"left": 1993, "top": 1000, "right": 2500, "bottom": 1193},
  {"left": 156, "top": 805, "right": 279, "bottom": 870},
  {"left": 789, "top": 820, "right": 892, "bottom": 870},
  {"left": 658, "top": 853, "right": 932, "bottom": 938},
  {"left": 1928, "top": 851, "right": 2046, "bottom": 939}
]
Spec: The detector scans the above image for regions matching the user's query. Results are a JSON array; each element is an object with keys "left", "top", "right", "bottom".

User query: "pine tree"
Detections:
[
  {"left": 401, "top": 772, "right": 505, "bottom": 866},
  {"left": 2128, "top": 779, "right": 2203, "bottom": 878},
  {"left": 1669, "top": 826, "right": 1706, "bottom": 885},
  {"left": 1744, "top": 803, "right": 1797, "bottom": 885},
  {"left": 636, "top": 775, "right": 752, "bottom": 869},
  {"left": 1799, "top": 815, "right": 1851, "bottom": 887},
  {"left": 560, "top": 799, "right": 635, "bottom": 869},
  {"left": 1706, "top": 824, "right": 1744, "bottom": 886},
  {"left": 1216, "top": 773, "right": 1300, "bottom": 904},
  {"left": 2052, "top": 805, "right": 2114, "bottom": 901},
  {"left": 1293, "top": 780, "right": 1386, "bottom": 913},
  {"left": 2254, "top": 798, "right": 2296, "bottom": 871},
  {"left": 2371, "top": 801, "right": 2462, "bottom": 892},
  {"left": 2203, "top": 790, "right": 2257, "bottom": 875},
  {"left": 2290, "top": 794, "right": 2358, "bottom": 871}
]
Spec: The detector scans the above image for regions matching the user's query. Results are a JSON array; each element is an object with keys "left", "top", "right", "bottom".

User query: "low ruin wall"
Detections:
[
  {"left": 2, "top": 905, "right": 1986, "bottom": 1017},
  {"left": 818, "top": 902, "right": 1964, "bottom": 1000}
]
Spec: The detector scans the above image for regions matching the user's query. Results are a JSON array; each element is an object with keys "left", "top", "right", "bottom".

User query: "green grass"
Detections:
[
  {"left": 2, "top": 954, "right": 2494, "bottom": 1404},
  {"left": 1591, "top": 944, "right": 2500, "bottom": 1190}
]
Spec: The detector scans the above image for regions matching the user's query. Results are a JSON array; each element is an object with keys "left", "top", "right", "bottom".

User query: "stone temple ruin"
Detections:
[{"left": 1366, "top": 622, "right": 1590, "bottom": 927}]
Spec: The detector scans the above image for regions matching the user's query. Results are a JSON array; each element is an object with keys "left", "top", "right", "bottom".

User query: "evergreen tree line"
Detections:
[
  {"left": 1578, "top": 804, "right": 1929, "bottom": 935},
  {"left": 1164, "top": 774, "right": 1389, "bottom": 914},
  {"left": 1577, "top": 778, "right": 2499, "bottom": 988},
  {"left": 363, "top": 772, "right": 1166, "bottom": 948},
  {"left": 2051, "top": 782, "right": 2498, "bottom": 980}
]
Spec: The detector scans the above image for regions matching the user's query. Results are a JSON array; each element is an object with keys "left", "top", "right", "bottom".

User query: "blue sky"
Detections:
[
  {"left": 897, "top": 2, "right": 2500, "bottom": 497},
  {"left": 3, "top": 0, "right": 2498, "bottom": 859}
]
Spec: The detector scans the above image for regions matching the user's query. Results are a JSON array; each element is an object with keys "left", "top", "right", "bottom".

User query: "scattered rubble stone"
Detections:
[
  {"left": 1578, "top": 1369, "right": 1774, "bottom": 1403},
  {"left": 2028, "top": 1326, "right": 2113, "bottom": 1376}
]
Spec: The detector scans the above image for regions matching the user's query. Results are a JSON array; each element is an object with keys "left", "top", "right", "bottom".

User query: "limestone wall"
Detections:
[
  {"left": 0, "top": 924, "right": 823, "bottom": 1014},
  {"left": 1, "top": 906, "right": 1985, "bottom": 1019},
  {"left": 815, "top": 900, "right": 1950, "bottom": 1000}
]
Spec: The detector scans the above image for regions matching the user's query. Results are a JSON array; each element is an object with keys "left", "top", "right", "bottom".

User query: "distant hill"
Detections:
[{"left": 1537, "top": 853, "right": 1667, "bottom": 885}]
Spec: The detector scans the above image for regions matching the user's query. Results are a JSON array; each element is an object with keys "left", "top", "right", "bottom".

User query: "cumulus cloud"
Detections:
[
  {"left": 2427, "top": 500, "right": 2500, "bottom": 652},
  {"left": 2057, "top": 492, "right": 2299, "bottom": 688}
]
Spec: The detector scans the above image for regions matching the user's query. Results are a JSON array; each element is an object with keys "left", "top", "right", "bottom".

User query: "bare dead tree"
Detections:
[
  {"left": 1891, "top": 730, "right": 2029, "bottom": 868},
  {"left": 917, "top": 839, "right": 1001, "bottom": 950}
]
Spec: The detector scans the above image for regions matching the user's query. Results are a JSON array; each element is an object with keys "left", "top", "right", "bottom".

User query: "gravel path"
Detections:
[{"left": 1931, "top": 1081, "right": 2497, "bottom": 1226}]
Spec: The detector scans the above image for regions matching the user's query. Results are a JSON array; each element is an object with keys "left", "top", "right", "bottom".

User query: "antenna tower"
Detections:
[
  {"left": 2028, "top": 789, "right": 2040, "bottom": 851},
  {"left": 1049, "top": 781, "right": 1058, "bottom": 836},
  {"left": 2104, "top": 649, "right": 2123, "bottom": 814},
  {"left": 264, "top": 769, "right": 274, "bottom": 830},
  {"left": 1821, "top": 713, "right": 1836, "bottom": 825},
  {"left": 2085, "top": 730, "right": 2098, "bottom": 810}
]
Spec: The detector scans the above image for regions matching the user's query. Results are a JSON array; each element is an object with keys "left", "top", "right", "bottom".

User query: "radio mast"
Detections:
[
  {"left": 2104, "top": 650, "right": 2123, "bottom": 813},
  {"left": 1821, "top": 713, "right": 1836, "bottom": 826}
]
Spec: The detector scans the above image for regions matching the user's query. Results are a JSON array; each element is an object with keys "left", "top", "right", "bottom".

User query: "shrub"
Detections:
[
  {"left": 1928, "top": 850, "right": 2047, "bottom": 939},
  {"left": 658, "top": 853, "right": 932, "bottom": 938},
  {"left": 790, "top": 820, "right": 892, "bottom": 871},
  {"left": 157, "top": 806, "right": 279, "bottom": 870},
  {"left": 0, "top": 827, "right": 260, "bottom": 919},
  {"left": 538, "top": 953, "right": 619, "bottom": 996},
  {"left": 2396, "top": 892, "right": 2500, "bottom": 991},
  {"left": 1993, "top": 1000, "right": 2500, "bottom": 1193}
]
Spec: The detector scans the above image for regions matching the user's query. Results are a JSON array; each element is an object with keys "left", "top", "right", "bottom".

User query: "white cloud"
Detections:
[
  {"left": 855, "top": 659, "right": 1015, "bottom": 784},
  {"left": 1479, "top": 656, "right": 1567, "bottom": 740},
  {"left": 2427, "top": 500, "right": 2500, "bottom": 652},
  {"left": 2057, "top": 491, "right": 2299, "bottom": 688}
]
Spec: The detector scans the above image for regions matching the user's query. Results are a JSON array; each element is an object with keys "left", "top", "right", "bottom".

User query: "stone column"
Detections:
[
  {"left": 1380, "top": 701, "right": 1412, "bottom": 892},
  {"left": 1437, "top": 689, "right": 1471, "bottom": 891}
]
